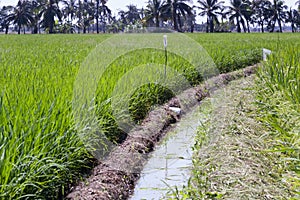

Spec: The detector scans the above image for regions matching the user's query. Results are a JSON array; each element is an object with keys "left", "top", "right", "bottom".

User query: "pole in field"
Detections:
[
  {"left": 262, "top": 48, "right": 272, "bottom": 61},
  {"left": 163, "top": 35, "right": 168, "bottom": 79}
]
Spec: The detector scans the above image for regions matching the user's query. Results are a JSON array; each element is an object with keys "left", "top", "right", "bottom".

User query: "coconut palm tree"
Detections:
[
  {"left": 39, "top": 0, "right": 62, "bottom": 33},
  {"left": 80, "top": 0, "right": 94, "bottom": 33},
  {"left": 197, "top": 0, "right": 224, "bottom": 32},
  {"left": 5, "top": 0, "right": 34, "bottom": 34},
  {"left": 118, "top": 10, "right": 127, "bottom": 28},
  {"left": 215, "top": 6, "right": 231, "bottom": 32},
  {"left": 296, "top": 11, "right": 300, "bottom": 31},
  {"left": 251, "top": 0, "right": 272, "bottom": 32},
  {"left": 144, "top": 0, "right": 163, "bottom": 27},
  {"left": 241, "top": 0, "right": 253, "bottom": 32},
  {"left": 95, "top": 0, "right": 100, "bottom": 33},
  {"left": 76, "top": 0, "right": 94, "bottom": 33},
  {"left": 286, "top": 8, "right": 298, "bottom": 32},
  {"left": 62, "top": 0, "right": 77, "bottom": 22},
  {"left": 0, "top": 6, "right": 13, "bottom": 34},
  {"left": 160, "top": 0, "right": 193, "bottom": 31},
  {"left": 30, "top": 0, "right": 44, "bottom": 34},
  {"left": 268, "top": 0, "right": 287, "bottom": 32},
  {"left": 96, "top": 0, "right": 111, "bottom": 33},
  {"left": 124, "top": 4, "right": 141, "bottom": 24},
  {"left": 228, "top": 0, "right": 247, "bottom": 32},
  {"left": 216, "top": 6, "right": 229, "bottom": 24},
  {"left": 76, "top": 0, "right": 82, "bottom": 33}
]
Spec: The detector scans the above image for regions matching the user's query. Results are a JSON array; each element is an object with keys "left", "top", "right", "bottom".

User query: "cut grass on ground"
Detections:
[{"left": 169, "top": 75, "right": 295, "bottom": 199}]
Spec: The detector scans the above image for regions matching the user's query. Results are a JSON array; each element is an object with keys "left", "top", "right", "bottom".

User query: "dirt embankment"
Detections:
[{"left": 67, "top": 65, "right": 258, "bottom": 200}]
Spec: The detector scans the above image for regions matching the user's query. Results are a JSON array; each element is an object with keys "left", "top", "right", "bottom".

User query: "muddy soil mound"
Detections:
[{"left": 67, "top": 65, "right": 258, "bottom": 200}]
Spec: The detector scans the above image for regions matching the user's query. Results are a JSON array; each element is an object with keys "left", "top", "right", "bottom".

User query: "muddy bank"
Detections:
[{"left": 67, "top": 65, "right": 258, "bottom": 200}]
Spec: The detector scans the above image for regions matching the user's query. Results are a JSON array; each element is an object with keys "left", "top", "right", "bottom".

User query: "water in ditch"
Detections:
[{"left": 130, "top": 105, "right": 208, "bottom": 200}]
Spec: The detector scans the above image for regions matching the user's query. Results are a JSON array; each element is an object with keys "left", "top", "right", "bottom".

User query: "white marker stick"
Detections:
[
  {"left": 163, "top": 35, "right": 168, "bottom": 78},
  {"left": 262, "top": 48, "right": 272, "bottom": 61},
  {"left": 163, "top": 35, "right": 168, "bottom": 48}
]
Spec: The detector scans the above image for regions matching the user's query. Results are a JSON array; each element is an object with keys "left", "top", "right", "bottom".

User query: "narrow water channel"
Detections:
[{"left": 130, "top": 105, "right": 207, "bottom": 200}]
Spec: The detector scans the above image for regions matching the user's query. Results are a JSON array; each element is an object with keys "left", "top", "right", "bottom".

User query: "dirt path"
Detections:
[{"left": 172, "top": 75, "right": 294, "bottom": 199}]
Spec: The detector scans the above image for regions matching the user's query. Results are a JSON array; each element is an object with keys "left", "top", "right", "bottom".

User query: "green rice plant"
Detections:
[
  {"left": 94, "top": 48, "right": 201, "bottom": 141},
  {"left": 0, "top": 35, "right": 107, "bottom": 199},
  {"left": 0, "top": 33, "right": 298, "bottom": 199},
  {"left": 128, "top": 83, "right": 174, "bottom": 122},
  {"left": 256, "top": 43, "right": 300, "bottom": 195}
]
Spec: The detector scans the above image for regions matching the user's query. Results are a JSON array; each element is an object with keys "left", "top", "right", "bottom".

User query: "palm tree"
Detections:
[
  {"left": 96, "top": 0, "right": 100, "bottom": 33},
  {"left": 286, "top": 8, "right": 298, "bottom": 32},
  {"left": 228, "top": 0, "right": 247, "bottom": 32},
  {"left": 62, "top": 0, "right": 77, "bottom": 22},
  {"left": 241, "top": 0, "right": 253, "bottom": 32},
  {"left": 117, "top": 10, "right": 127, "bottom": 31},
  {"left": 76, "top": 0, "right": 82, "bottom": 33},
  {"left": 144, "top": 0, "right": 163, "bottom": 27},
  {"left": 160, "top": 0, "right": 193, "bottom": 31},
  {"left": 39, "top": 0, "right": 62, "bottom": 33},
  {"left": 268, "top": 0, "right": 287, "bottom": 32},
  {"left": 296, "top": 11, "right": 300, "bottom": 31},
  {"left": 124, "top": 4, "right": 141, "bottom": 25},
  {"left": 76, "top": 0, "right": 93, "bottom": 33},
  {"left": 80, "top": 0, "right": 94, "bottom": 33},
  {"left": 216, "top": 6, "right": 229, "bottom": 24},
  {"left": 251, "top": 0, "right": 272, "bottom": 32},
  {"left": 30, "top": 0, "right": 43, "bottom": 34},
  {"left": 98, "top": 0, "right": 111, "bottom": 33},
  {"left": 197, "top": 0, "right": 224, "bottom": 33},
  {"left": 0, "top": 6, "right": 13, "bottom": 34},
  {"left": 215, "top": 6, "right": 233, "bottom": 32},
  {"left": 5, "top": 0, "right": 34, "bottom": 34}
]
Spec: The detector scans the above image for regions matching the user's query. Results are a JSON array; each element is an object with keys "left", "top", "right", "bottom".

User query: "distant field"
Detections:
[{"left": 0, "top": 33, "right": 299, "bottom": 199}]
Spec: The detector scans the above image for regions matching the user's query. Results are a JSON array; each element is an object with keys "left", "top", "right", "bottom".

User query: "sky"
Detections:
[{"left": 0, "top": 0, "right": 298, "bottom": 23}]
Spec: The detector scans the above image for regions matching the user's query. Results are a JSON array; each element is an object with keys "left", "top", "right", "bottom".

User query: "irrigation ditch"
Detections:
[{"left": 67, "top": 65, "right": 258, "bottom": 200}]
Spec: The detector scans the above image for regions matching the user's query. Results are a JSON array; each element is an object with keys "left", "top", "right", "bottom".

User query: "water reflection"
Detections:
[{"left": 130, "top": 106, "right": 205, "bottom": 200}]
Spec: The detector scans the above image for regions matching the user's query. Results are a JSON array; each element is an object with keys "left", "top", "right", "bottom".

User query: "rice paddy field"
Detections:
[{"left": 0, "top": 33, "right": 299, "bottom": 199}]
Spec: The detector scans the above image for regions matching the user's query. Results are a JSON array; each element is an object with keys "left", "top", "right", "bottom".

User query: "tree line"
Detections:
[{"left": 0, "top": 0, "right": 299, "bottom": 34}]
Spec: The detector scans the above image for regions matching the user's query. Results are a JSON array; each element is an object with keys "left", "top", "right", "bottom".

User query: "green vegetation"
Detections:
[
  {"left": 256, "top": 46, "right": 300, "bottom": 194},
  {"left": 0, "top": 35, "right": 108, "bottom": 199},
  {"left": 0, "top": 33, "right": 299, "bottom": 199},
  {"left": 169, "top": 75, "right": 295, "bottom": 199},
  {"left": 168, "top": 33, "right": 300, "bottom": 199}
]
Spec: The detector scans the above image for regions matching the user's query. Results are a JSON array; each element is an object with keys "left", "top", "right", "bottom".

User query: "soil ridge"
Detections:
[{"left": 67, "top": 65, "right": 258, "bottom": 200}]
